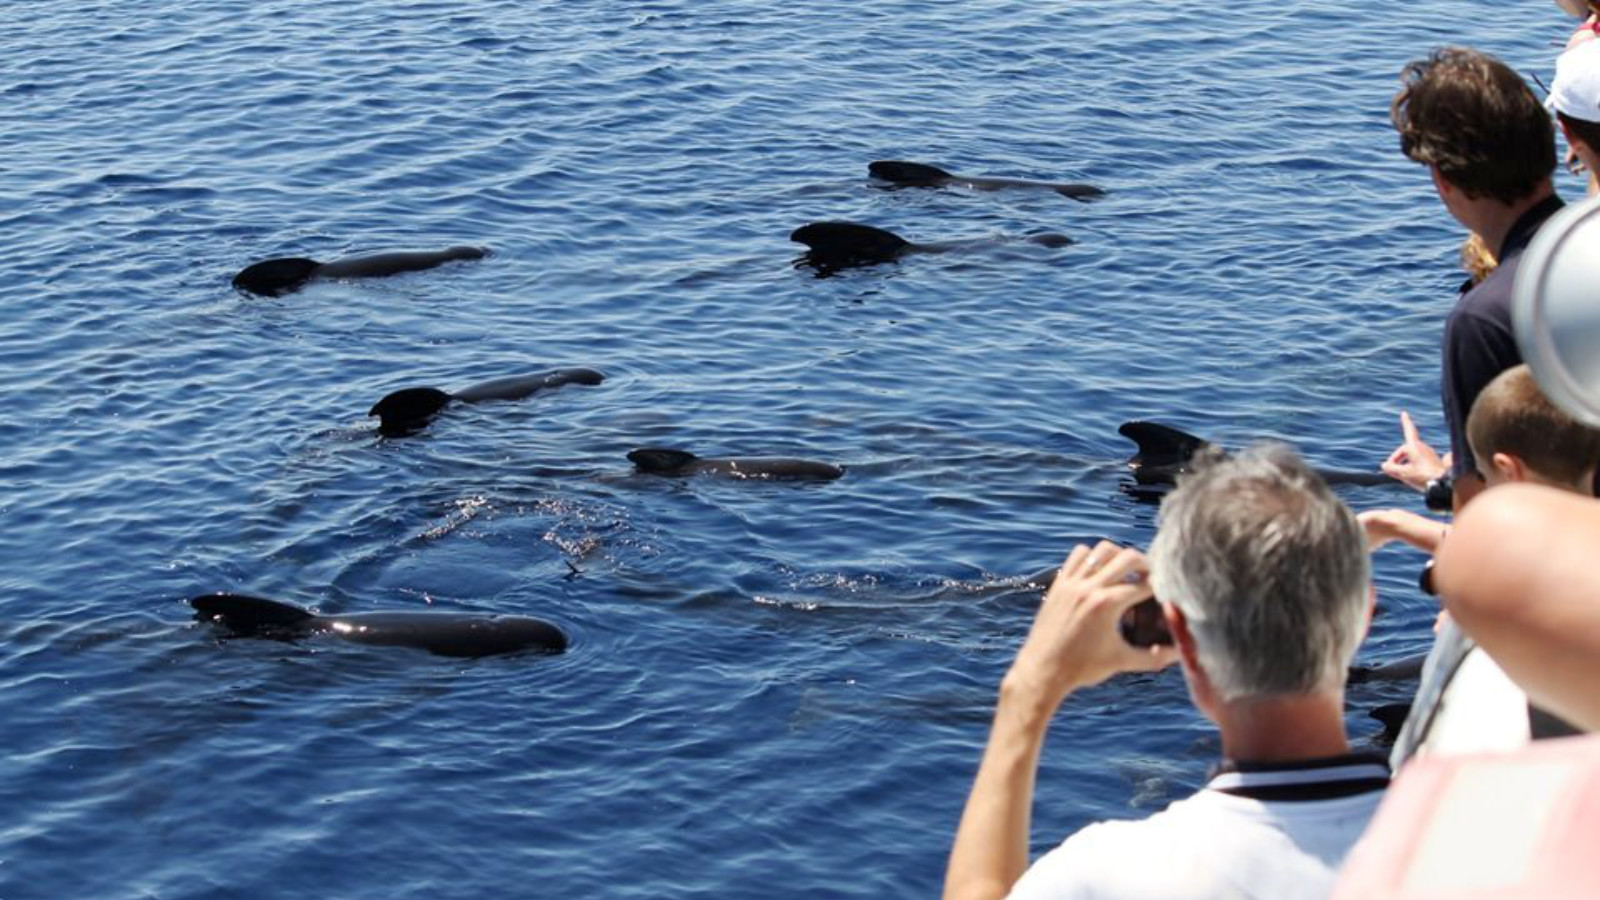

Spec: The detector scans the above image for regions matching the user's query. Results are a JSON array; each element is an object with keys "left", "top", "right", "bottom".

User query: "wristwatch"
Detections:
[{"left": 1424, "top": 474, "right": 1454, "bottom": 512}]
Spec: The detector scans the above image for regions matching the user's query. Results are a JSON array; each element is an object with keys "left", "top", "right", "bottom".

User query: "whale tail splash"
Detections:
[
  {"left": 869, "top": 160, "right": 955, "bottom": 185},
  {"left": 232, "top": 258, "right": 322, "bottom": 297},
  {"left": 369, "top": 387, "right": 454, "bottom": 437},
  {"left": 628, "top": 448, "right": 699, "bottom": 475}
]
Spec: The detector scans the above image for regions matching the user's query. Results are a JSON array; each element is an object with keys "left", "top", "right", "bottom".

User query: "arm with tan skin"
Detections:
[
  {"left": 1357, "top": 508, "right": 1450, "bottom": 553},
  {"left": 1434, "top": 483, "right": 1600, "bottom": 731},
  {"left": 942, "top": 543, "right": 1179, "bottom": 900}
]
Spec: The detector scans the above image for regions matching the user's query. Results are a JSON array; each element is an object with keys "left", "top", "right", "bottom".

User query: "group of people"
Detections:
[{"left": 940, "top": 6, "right": 1600, "bottom": 899}]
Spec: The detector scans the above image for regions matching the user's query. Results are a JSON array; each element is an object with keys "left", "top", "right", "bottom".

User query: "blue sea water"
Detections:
[{"left": 0, "top": 1, "right": 1576, "bottom": 897}]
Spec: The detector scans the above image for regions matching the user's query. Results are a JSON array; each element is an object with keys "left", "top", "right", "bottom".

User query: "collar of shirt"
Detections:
[
  {"left": 1497, "top": 193, "right": 1566, "bottom": 261},
  {"left": 1205, "top": 753, "right": 1391, "bottom": 801}
]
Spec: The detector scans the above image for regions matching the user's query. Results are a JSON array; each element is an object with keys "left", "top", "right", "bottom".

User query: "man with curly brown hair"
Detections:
[{"left": 1380, "top": 48, "right": 1564, "bottom": 513}]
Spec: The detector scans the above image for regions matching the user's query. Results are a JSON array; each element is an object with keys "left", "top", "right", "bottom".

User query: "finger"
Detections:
[
  {"left": 1100, "top": 578, "right": 1156, "bottom": 612},
  {"left": 1400, "top": 411, "right": 1419, "bottom": 445},
  {"left": 1091, "top": 547, "right": 1149, "bottom": 589},
  {"left": 1082, "top": 540, "right": 1122, "bottom": 575},
  {"left": 1056, "top": 544, "right": 1091, "bottom": 579}
]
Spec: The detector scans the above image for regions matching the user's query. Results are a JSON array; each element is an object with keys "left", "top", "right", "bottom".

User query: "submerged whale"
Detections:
[
  {"left": 232, "top": 246, "right": 488, "bottom": 297},
  {"left": 190, "top": 593, "right": 567, "bottom": 658},
  {"left": 869, "top": 160, "right": 1106, "bottom": 201},
  {"left": 1119, "top": 421, "right": 1393, "bottom": 494},
  {"left": 628, "top": 448, "right": 845, "bottom": 480},
  {"left": 369, "top": 367, "right": 605, "bottom": 436},
  {"left": 790, "top": 221, "right": 1072, "bottom": 273}
]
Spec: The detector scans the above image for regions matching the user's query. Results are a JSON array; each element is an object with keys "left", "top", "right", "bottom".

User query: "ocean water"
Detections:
[{"left": 0, "top": 1, "right": 1573, "bottom": 897}]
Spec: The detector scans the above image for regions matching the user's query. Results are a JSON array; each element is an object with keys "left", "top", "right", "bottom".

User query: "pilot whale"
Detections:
[
  {"left": 790, "top": 221, "right": 1072, "bottom": 273},
  {"left": 1119, "top": 421, "right": 1394, "bottom": 491},
  {"left": 190, "top": 593, "right": 567, "bottom": 658},
  {"left": 369, "top": 367, "right": 604, "bottom": 436},
  {"left": 628, "top": 448, "right": 845, "bottom": 480},
  {"left": 869, "top": 160, "right": 1106, "bottom": 201},
  {"left": 232, "top": 246, "right": 488, "bottom": 297}
]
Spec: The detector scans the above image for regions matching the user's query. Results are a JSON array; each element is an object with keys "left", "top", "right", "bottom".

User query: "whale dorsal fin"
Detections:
[
  {"left": 628, "top": 448, "right": 699, "bottom": 474},
  {"left": 232, "top": 257, "right": 322, "bottom": 297},
  {"left": 369, "top": 387, "right": 453, "bottom": 436},
  {"left": 1118, "top": 421, "right": 1212, "bottom": 471},
  {"left": 190, "top": 594, "right": 316, "bottom": 631},
  {"left": 868, "top": 160, "right": 954, "bottom": 185},
  {"left": 790, "top": 222, "right": 911, "bottom": 258}
]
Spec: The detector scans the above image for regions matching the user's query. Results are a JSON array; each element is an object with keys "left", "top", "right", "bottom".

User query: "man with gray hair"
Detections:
[{"left": 943, "top": 445, "right": 1386, "bottom": 900}]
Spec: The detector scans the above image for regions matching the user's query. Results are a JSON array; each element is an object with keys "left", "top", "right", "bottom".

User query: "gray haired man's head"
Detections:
[{"left": 1148, "top": 444, "right": 1370, "bottom": 702}]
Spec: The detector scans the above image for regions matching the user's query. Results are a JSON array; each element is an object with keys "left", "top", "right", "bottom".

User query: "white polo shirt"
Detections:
[{"left": 1007, "top": 756, "right": 1390, "bottom": 900}]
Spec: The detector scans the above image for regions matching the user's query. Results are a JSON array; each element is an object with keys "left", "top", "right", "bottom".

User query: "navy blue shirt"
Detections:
[{"left": 1442, "top": 194, "right": 1565, "bottom": 480}]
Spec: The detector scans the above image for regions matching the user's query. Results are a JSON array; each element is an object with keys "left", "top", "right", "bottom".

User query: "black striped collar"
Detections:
[{"left": 1206, "top": 753, "right": 1390, "bottom": 801}]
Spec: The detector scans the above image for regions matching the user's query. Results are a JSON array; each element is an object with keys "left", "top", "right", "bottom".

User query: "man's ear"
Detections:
[
  {"left": 1164, "top": 604, "right": 1201, "bottom": 676},
  {"left": 1559, "top": 116, "right": 1585, "bottom": 154},
  {"left": 1165, "top": 603, "right": 1217, "bottom": 712},
  {"left": 1429, "top": 164, "right": 1452, "bottom": 198},
  {"left": 1492, "top": 451, "right": 1527, "bottom": 483}
]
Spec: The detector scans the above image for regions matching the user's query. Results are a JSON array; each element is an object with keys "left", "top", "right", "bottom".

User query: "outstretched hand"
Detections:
[
  {"left": 1003, "top": 542, "right": 1180, "bottom": 713},
  {"left": 1357, "top": 508, "right": 1449, "bottom": 553},
  {"left": 1381, "top": 411, "right": 1448, "bottom": 491}
]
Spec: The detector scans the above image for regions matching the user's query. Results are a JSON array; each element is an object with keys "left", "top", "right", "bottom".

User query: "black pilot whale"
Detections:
[
  {"left": 790, "top": 222, "right": 1072, "bottom": 273},
  {"left": 1120, "top": 421, "right": 1394, "bottom": 491},
  {"left": 370, "top": 367, "right": 605, "bottom": 436},
  {"left": 628, "top": 448, "right": 845, "bottom": 480},
  {"left": 869, "top": 160, "right": 1106, "bottom": 201},
  {"left": 232, "top": 245, "right": 488, "bottom": 297},
  {"left": 190, "top": 593, "right": 567, "bottom": 658}
]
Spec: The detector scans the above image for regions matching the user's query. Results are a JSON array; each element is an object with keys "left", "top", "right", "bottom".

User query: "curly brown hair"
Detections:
[{"left": 1392, "top": 47, "right": 1555, "bottom": 204}]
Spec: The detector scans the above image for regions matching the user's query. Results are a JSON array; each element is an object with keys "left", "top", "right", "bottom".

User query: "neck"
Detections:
[
  {"left": 1213, "top": 690, "right": 1350, "bottom": 763},
  {"left": 1462, "top": 182, "right": 1555, "bottom": 259}
]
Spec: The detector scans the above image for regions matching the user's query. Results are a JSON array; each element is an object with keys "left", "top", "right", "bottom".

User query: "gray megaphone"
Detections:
[{"left": 1514, "top": 194, "right": 1600, "bottom": 426}]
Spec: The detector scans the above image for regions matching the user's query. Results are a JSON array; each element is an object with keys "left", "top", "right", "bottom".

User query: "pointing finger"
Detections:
[{"left": 1400, "top": 411, "right": 1419, "bottom": 445}]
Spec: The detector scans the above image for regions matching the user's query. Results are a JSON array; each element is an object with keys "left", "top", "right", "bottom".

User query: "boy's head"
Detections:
[{"left": 1467, "top": 364, "right": 1600, "bottom": 491}]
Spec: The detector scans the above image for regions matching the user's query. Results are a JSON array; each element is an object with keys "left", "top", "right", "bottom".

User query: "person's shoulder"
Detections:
[
  {"left": 1005, "top": 816, "right": 1166, "bottom": 900},
  {"left": 1449, "top": 258, "right": 1522, "bottom": 332}
]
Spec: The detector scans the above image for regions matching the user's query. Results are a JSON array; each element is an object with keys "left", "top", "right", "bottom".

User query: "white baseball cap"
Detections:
[{"left": 1549, "top": 39, "right": 1600, "bottom": 124}]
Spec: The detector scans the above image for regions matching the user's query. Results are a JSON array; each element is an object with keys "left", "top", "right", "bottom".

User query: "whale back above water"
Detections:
[
  {"left": 628, "top": 448, "right": 845, "bottom": 480},
  {"left": 868, "top": 159, "right": 1106, "bottom": 201},
  {"left": 368, "top": 368, "right": 605, "bottom": 437},
  {"left": 450, "top": 368, "right": 605, "bottom": 403},
  {"left": 867, "top": 160, "right": 955, "bottom": 186},
  {"left": 190, "top": 593, "right": 568, "bottom": 658},
  {"left": 231, "top": 246, "right": 488, "bottom": 297},
  {"left": 790, "top": 220, "right": 1072, "bottom": 274}
]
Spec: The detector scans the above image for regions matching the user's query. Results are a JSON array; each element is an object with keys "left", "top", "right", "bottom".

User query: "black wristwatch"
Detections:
[{"left": 1424, "top": 474, "right": 1454, "bottom": 512}]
